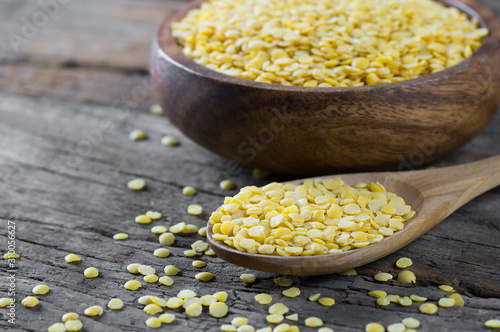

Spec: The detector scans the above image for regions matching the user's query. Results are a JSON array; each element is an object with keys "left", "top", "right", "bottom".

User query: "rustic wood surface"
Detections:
[{"left": 0, "top": 0, "right": 499, "bottom": 331}]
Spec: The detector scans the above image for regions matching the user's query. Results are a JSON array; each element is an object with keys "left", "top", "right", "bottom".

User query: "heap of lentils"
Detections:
[
  {"left": 172, "top": 0, "right": 488, "bottom": 87},
  {"left": 210, "top": 178, "right": 415, "bottom": 256}
]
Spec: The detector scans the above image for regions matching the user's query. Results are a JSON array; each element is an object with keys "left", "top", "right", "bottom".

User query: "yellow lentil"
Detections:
[
  {"left": 419, "top": 303, "right": 438, "bottom": 315},
  {"left": 308, "top": 293, "right": 321, "bottom": 301},
  {"left": 138, "top": 265, "right": 155, "bottom": 275},
  {"left": 282, "top": 287, "right": 300, "bottom": 298},
  {"left": 214, "top": 291, "right": 229, "bottom": 302},
  {"left": 124, "top": 280, "right": 142, "bottom": 290},
  {"left": 319, "top": 328, "right": 334, "bottom": 332},
  {"left": 395, "top": 257, "right": 413, "bottom": 269},
  {"left": 151, "top": 226, "right": 167, "bottom": 234},
  {"left": 170, "top": 222, "right": 186, "bottom": 233},
  {"left": 153, "top": 248, "right": 170, "bottom": 258},
  {"left": 113, "top": 233, "right": 129, "bottom": 240},
  {"left": 64, "top": 254, "right": 81, "bottom": 263},
  {"left": 84, "top": 305, "right": 103, "bottom": 316},
  {"left": 337, "top": 269, "right": 357, "bottom": 276},
  {"left": 21, "top": 296, "right": 39, "bottom": 308},
  {"left": 4, "top": 253, "right": 19, "bottom": 259},
  {"left": 32, "top": 284, "right": 49, "bottom": 295},
  {"left": 255, "top": 328, "right": 272, "bottom": 332},
  {"left": 159, "top": 276, "right": 174, "bottom": 286},
  {"left": 84, "top": 267, "right": 99, "bottom": 278},
  {"left": 186, "top": 303, "right": 203, "bottom": 317},
  {"left": 410, "top": 295, "right": 427, "bottom": 302},
  {"left": 188, "top": 204, "right": 203, "bottom": 215},
  {"left": 65, "top": 320, "right": 83, "bottom": 331},
  {"left": 198, "top": 227, "right": 207, "bottom": 237},
  {"left": 62, "top": 313, "right": 79, "bottom": 322},
  {"left": 368, "top": 291, "right": 387, "bottom": 298},
  {"left": 274, "top": 278, "right": 293, "bottom": 287},
  {"left": 374, "top": 273, "right": 393, "bottom": 282},
  {"left": 365, "top": 323, "right": 385, "bottom": 332},
  {"left": 273, "top": 323, "right": 290, "bottom": 332},
  {"left": 173, "top": 0, "right": 486, "bottom": 87},
  {"left": 166, "top": 297, "right": 184, "bottom": 309},
  {"left": 135, "top": 214, "right": 152, "bottom": 224},
  {"left": 269, "top": 303, "right": 289, "bottom": 315},
  {"left": 387, "top": 323, "right": 405, "bottom": 332},
  {"left": 285, "top": 314, "right": 298, "bottom": 321},
  {"left": 485, "top": 319, "right": 500, "bottom": 329},
  {"left": 108, "top": 298, "right": 124, "bottom": 310},
  {"left": 144, "top": 303, "right": 163, "bottom": 315},
  {"left": 0, "top": 298, "right": 11, "bottom": 307},
  {"left": 159, "top": 313, "right": 175, "bottom": 324},
  {"left": 376, "top": 297, "right": 390, "bottom": 306},
  {"left": 305, "top": 317, "right": 323, "bottom": 327},
  {"left": 129, "top": 129, "right": 147, "bottom": 141},
  {"left": 201, "top": 295, "right": 216, "bottom": 306},
  {"left": 439, "top": 297, "right": 455, "bottom": 307},
  {"left": 232, "top": 317, "right": 249, "bottom": 327},
  {"left": 266, "top": 314, "right": 284, "bottom": 324},
  {"left": 221, "top": 325, "right": 238, "bottom": 332},
  {"left": 150, "top": 104, "right": 163, "bottom": 115},
  {"left": 183, "top": 224, "right": 199, "bottom": 234},
  {"left": 146, "top": 211, "right": 162, "bottom": 220},
  {"left": 152, "top": 296, "right": 168, "bottom": 307},
  {"left": 127, "top": 263, "right": 141, "bottom": 274},
  {"left": 161, "top": 135, "right": 179, "bottom": 146},
  {"left": 210, "top": 301, "right": 229, "bottom": 318},
  {"left": 318, "top": 297, "right": 335, "bottom": 306},
  {"left": 402, "top": 318, "right": 420, "bottom": 329},
  {"left": 438, "top": 285, "right": 457, "bottom": 293},
  {"left": 48, "top": 323, "right": 66, "bottom": 332},
  {"left": 192, "top": 240, "right": 209, "bottom": 252},
  {"left": 159, "top": 232, "right": 175, "bottom": 246},
  {"left": 178, "top": 289, "right": 196, "bottom": 299},
  {"left": 184, "top": 249, "right": 198, "bottom": 257},
  {"left": 196, "top": 272, "right": 214, "bottom": 281},
  {"left": 387, "top": 295, "right": 400, "bottom": 303},
  {"left": 255, "top": 293, "right": 273, "bottom": 305},
  {"left": 238, "top": 325, "right": 256, "bottom": 332},
  {"left": 193, "top": 260, "right": 207, "bottom": 268},
  {"left": 220, "top": 180, "right": 236, "bottom": 190},
  {"left": 145, "top": 317, "right": 162, "bottom": 328},
  {"left": 144, "top": 274, "right": 159, "bottom": 283},
  {"left": 398, "top": 296, "right": 412, "bottom": 307},
  {"left": 205, "top": 249, "right": 216, "bottom": 256},
  {"left": 397, "top": 271, "right": 416, "bottom": 284},
  {"left": 183, "top": 186, "right": 196, "bottom": 195},
  {"left": 450, "top": 293, "right": 465, "bottom": 307},
  {"left": 127, "top": 178, "right": 146, "bottom": 190},
  {"left": 240, "top": 273, "right": 257, "bottom": 283}
]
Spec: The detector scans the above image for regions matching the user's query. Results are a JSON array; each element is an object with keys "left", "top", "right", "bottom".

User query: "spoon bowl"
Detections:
[{"left": 207, "top": 156, "right": 500, "bottom": 275}]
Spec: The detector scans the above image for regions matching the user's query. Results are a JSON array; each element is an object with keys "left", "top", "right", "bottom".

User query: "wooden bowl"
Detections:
[{"left": 150, "top": 0, "right": 500, "bottom": 175}]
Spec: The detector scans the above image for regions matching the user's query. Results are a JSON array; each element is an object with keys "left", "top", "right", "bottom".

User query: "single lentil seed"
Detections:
[
  {"left": 374, "top": 272, "right": 393, "bottom": 282},
  {"left": 151, "top": 226, "right": 167, "bottom": 234},
  {"left": 269, "top": 303, "right": 289, "bottom": 315},
  {"left": 178, "top": 289, "right": 196, "bottom": 299},
  {"left": 439, "top": 297, "right": 455, "bottom": 307},
  {"left": 368, "top": 291, "right": 387, "bottom": 298},
  {"left": 376, "top": 297, "right": 390, "bottom": 306},
  {"left": 238, "top": 325, "right": 255, "bottom": 332},
  {"left": 274, "top": 278, "right": 293, "bottom": 287},
  {"left": 48, "top": 323, "right": 66, "bottom": 332},
  {"left": 485, "top": 319, "right": 500, "bottom": 328},
  {"left": 127, "top": 178, "right": 146, "bottom": 191},
  {"left": 159, "top": 232, "right": 175, "bottom": 246},
  {"left": 161, "top": 135, "right": 179, "bottom": 146},
  {"left": 64, "top": 254, "right": 81, "bottom": 263},
  {"left": 285, "top": 314, "right": 298, "bottom": 321},
  {"left": 410, "top": 295, "right": 427, "bottom": 302},
  {"left": 65, "top": 320, "right": 83, "bottom": 331},
  {"left": 365, "top": 322, "right": 385, "bottom": 332},
  {"left": 144, "top": 303, "right": 162, "bottom": 315},
  {"left": 214, "top": 291, "right": 228, "bottom": 302},
  {"left": 402, "top": 318, "right": 420, "bottom": 329},
  {"left": 127, "top": 263, "right": 141, "bottom": 274},
  {"left": 187, "top": 204, "right": 203, "bottom": 215},
  {"left": 419, "top": 303, "right": 438, "bottom": 315},
  {"left": 159, "top": 313, "right": 175, "bottom": 324},
  {"left": 337, "top": 269, "right": 357, "bottom": 276},
  {"left": 170, "top": 222, "right": 186, "bottom": 233},
  {"left": 241, "top": 274, "right": 256, "bottom": 283},
  {"left": 220, "top": 180, "right": 236, "bottom": 190},
  {"left": 209, "top": 301, "right": 228, "bottom": 318},
  {"left": 153, "top": 248, "right": 170, "bottom": 258},
  {"left": 318, "top": 297, "right": 335, "bottom": 306},
  {"left": 387, "top": 323, "right": 405, "bottom": 332},
  {"left": 4, "top": 253, "right": 19, "bottom": 259},
  {"left": 150, "top": 104, "right": 163, "bottom": 115},
  {"left": 186, "top": 303, "right": 203, "bottom": 317},
  {"left": 32, "top": 284, "right": 49, "bottom": 295},
  {"left": 198, "top": 227, "right": 207, "bottom": 237},
  {"left": 182, "top": 186, "right": 196, "bottom": 195},
  {"left": 196, "top": 272, "right": 214, "bottom": 281},
  {"left": 144, "top": 274, "right": 159, "bottom": 283},
  {"left": 159, "top": 276, "right": 174, "bottom": 286},
  {"left": 205, "top": 249, "right": 216, "bottom": 256},
  {"left": 450, "top": 293, "right": 464, "bottom": 306},
  {"left": 232, "top": 317, "right": 249, "bottom": 327},
  {"left": 398, "top": 296, "right": 413, "bottom": 306},
  {"left": 397, "top": 271, "right": 416, "bottom": 284},
  {"left": 192, "top": 260, "right": 207, "bottom": 268},
  {"left": 282, "top": 287, "right": 300, "bottom": 298},
  {"left": 84, "top": 305, "right": 103, "bottom": 316},
  {"left": 145, "top": 317, "right": 162, "bottom": 328},
  {"left": 166, "top": 297, "right": 184, "bottom": 309},
  {"left": 62, "top": 313, "right": 79, "bottom": 322},
  {"left": 221, "top": 325, "right": 237, "bottom": 332},
  {"left": 396, "top": 257, "right": 413, "bottom": 268},
  {"left": 0, "top": 298, "right": 11, "bottom": 307},
  {"left": 21, "top": 296, "right": 39, "bottom": 308},
  {"left": 135, "top": 215, "right": 152, "bottom": 224},
  {"left": 438, "top": 285, "right": 457, "bottom": 293},
  {"left": 113, "top": 233, "right": 129, "bottom": 240},
  {"left": 146, "top": 211, "right": 162, "bottom": 220},
  {"left": 255, "top": 293, "right": 273, "bottom": 305},
  {"left": 138, "top": 265, "right": 155, "bottom": 275},
  {"left": 266, "top": 314, "right": 284, "bottom": 324},
  {"left": 308, "top": 293, "right": 321, "bottom": 301},
  {"left": 129, "top": 129, "right": 147, "bottom": 141},
  {"left": 319, "top": 328, "right": 334, "bottom": 332},
  {"left": 124, "top": 280, "right": 142, "bottom": 290},
  {"left": 108, "top": 298, "right": 124, "bottom": 310},
  {"left": 84, "top": 267, "right": 99, "bottom": 278},
  {"left": 305, "top": 317, "right": 323, "bottom": 327},
  {"left": 273, "top": 323, "right": 290, "bottom": 332}
]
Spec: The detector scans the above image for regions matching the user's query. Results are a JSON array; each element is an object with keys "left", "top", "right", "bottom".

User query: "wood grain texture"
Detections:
[
  {"left": 152, "top": 0, "right": 500, "bottom": 175},
  {"left": 0, "top": 0, "right": 499, "bottom": 331}
]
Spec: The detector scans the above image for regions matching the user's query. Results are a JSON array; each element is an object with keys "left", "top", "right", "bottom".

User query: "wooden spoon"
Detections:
[{"left": 207, "top": 156, "right": 500, "bottom": 276}]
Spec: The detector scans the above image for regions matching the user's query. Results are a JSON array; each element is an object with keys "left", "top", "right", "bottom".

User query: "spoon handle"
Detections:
[{"left": 395, "top": 155, "right": 500, "bottom": 213}]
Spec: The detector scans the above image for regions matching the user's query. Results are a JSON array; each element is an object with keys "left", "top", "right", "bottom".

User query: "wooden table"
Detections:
[{"left": 1, "top": 1, "right": 499, "bottom": 331}]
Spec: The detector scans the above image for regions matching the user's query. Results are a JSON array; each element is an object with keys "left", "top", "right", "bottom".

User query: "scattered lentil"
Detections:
[
  {"left": 84, "top": 267, "right": 99, "bottom": 278},
  {"left": 282, "top": 287, "right": 300, "bottom": 298},
  {"left": 21, "top": 296, "right": 39, "bottom": 308},
  {"left": 450, "top": 293, "right": 464, "bottom": 306},
  {"left": 127, "top": 178, "right": 146, "bottom": 190},
  {"left": 166, "top": 297, "right": 184, "bottom": 309},
  {"left": 48, "top": 323, "right": 66, "bottom": 332},
  {"left": 365, "top": 322, "right": 385, "bottom": 332},
  {"left": 439, "top": 297, "right": 455, "bottom": 308},
  {"left": 0, "top": 298, "right": 11, "bottom": 307},
  {"left": 32, "top": 284, "right": 49, "bottom": 295},
  {"left": 266, "top": 314, "right": 284, "bottom": 324},
  {"left": 269, "top": 303, "right": 289, "bottom": 315},
  {"left": 485, "top": 319, "right": 500, "bottom": 329},
  {"left": 402, "top": 318, "right": 420, "bottom": 329},
  {"left": 374, "top": 272, "right": 393, "bottom": 282},
  {"left": 144, "top": 303, "right": 163, "bottom": 315},
  {"left": 84, "top": 305, "right": 103, "bottom": 316},
  {"left": 209, "top": 301, "right": 228, "bottom": 317},
  {"left": 438, "top": 285, "right": 457, "bottom": 293},
  {"left": 238, "top": 325, "right": 255, "bottom": 332},
  {"left": 159, "top": 232, "right": 175, "bottom": 246},
  {"left": 146, "top": 211, "right": 162, "bottom": 220},
  {"left": 108, "top": 298, "right": 124, "bottom": 310},
  {"left": 183, "top": 186, "right": 196, "bottom": 195},
  {"left": 419, "top": 303, "right": 438, "bottom": 315},
  {"left": 64, "top": 254, "right": 81, "bottom": 263},
  {"left": 159, "top": 313, "right": 176, "bottom": 324},
  {"left": 113, "top": 233, "right": 129, "bottom": 240},
  {"left": 376, "top": 297, "right": 390, "bottom": 306},
  {"left": 214, "top": 291, "right": 228, "bottom": 302},
  {"left": 368, "top": 291, "right": 387, "bottom": 298},
  {"left": 319, "top": 328, "right": 334, "bottom": 332},
  {"left": 144, "top": 274, "right": 159, "bottom": 283},
  {"left": 285, "top": 314, "right": 298, "bottom": 321},
  {"left": 129, "top": 129, "right": 147, "bottom": 141},
  {"left": 396, "top": 257, "right": 413, "bottom": 268},
  {"left": 337, "top": 269, "right": 357, "bottom": 276},
  {"left": 220, "top": 180, "right": 236, "bottom": 190},
  {"left": 221, "top": 325, "right": 238, "bottom": 332},
  {"left": 188, "top": 204, "right": 203, "bottom": 215},
  {"left": 196, "top": 272, "right": 214, "bottom": 281},
  {"left": 170, "top": 222, "right": 186, "bottom": 233},
  {"left": 410, "top": 295, "right": 427, "bottom": 302},
  {"left": 145, "top": 317, "right": 162, "bottom": 328},
  {"left": 153, "top": 248, "right": 171, "bottom": 258},
  {"left": 62, "top": 313, "right": 79, "bottom": 322},
  {"left": 273, "top": 323, "right": 290, "bottom": 332},
  {"left": 232, "top": 317, "right": 249, "bottom": 327},
  {"left": 397, "top": 271, "right": 416, "bottom": 284},
  {"left": 65, "top": 320, "right": 83, "bottom": 331},
  {"left": 159, "top": 276, "right": 174, "bottom": 286},
  {"left": 274, "top": 278, "right": 293, "bottom": 287},
  {"left": 318, "top": 297, "right": 335, "bottom": 306},
  {"left": 127, "top": 263, "right": 141, "bottom": 274},
  {"left": 305, "top": 317, "right": 323, "bottom": 327},
  {"left": 135, "top": 214, "right": 152, "bottom": 224},
  {"left": 150, "top": 104, "right": 163, "bottom": 115},
  {"left": 186, "top": 303, "right": 203, "bottom": 317},
  {"left": 161, "top": 135, "right": 180, "bottom": 146},
  {"left": 138, "top": 265, "right": 155, "bottom": 275},
  {"left": 4, "top": 253, "right": 19, "bottom": 259},
  {"left": 255, "top": 293, "right": 273, "bottom": 305},
  {"left": 387, "top": 323, "right": 405, "bottom": 332},
  {"left": 124, "top": 280, "right": 142, "bottom": 290},
  {"left": 240, "top": 273, "right": 257, "bottom": 283},
  {"left": 178, "top": 289, "right": 197, "bottom": 299}
]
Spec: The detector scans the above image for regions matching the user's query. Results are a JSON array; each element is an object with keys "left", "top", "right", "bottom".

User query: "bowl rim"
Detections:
[{"left": 155, "top": 0, "right": 500, "bottom": 93}]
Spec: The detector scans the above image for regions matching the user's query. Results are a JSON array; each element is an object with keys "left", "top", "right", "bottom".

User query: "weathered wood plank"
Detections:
[{"left": 0, "top": 93, "right": 499, "bottom": 332}]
